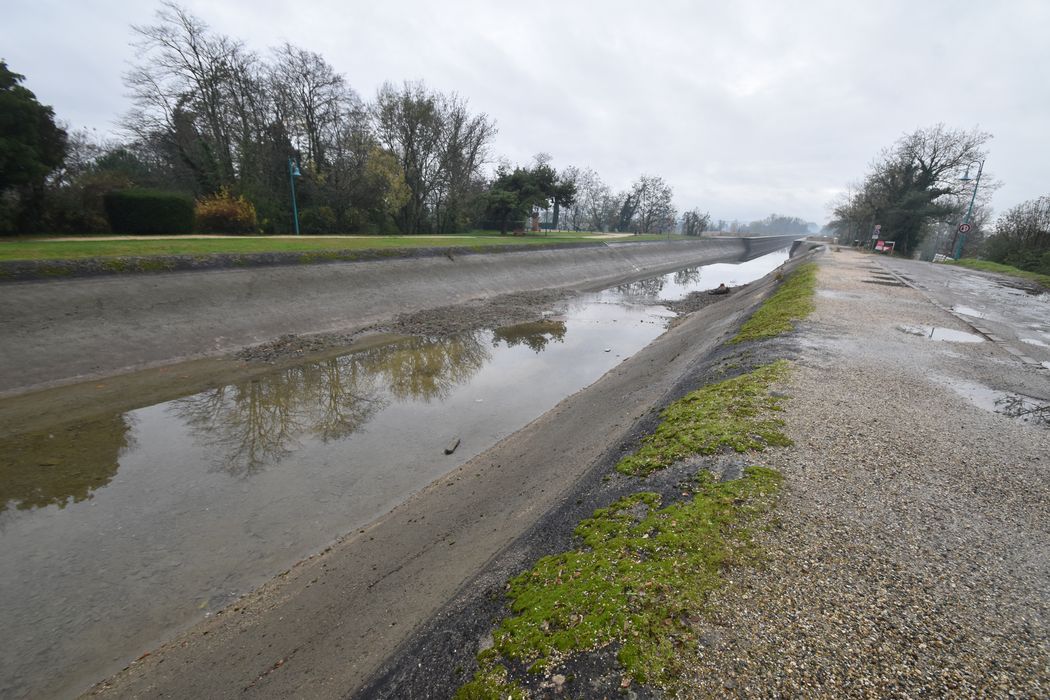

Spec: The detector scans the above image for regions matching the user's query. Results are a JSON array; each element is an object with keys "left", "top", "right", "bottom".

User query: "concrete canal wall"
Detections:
[{"left": 0, "top": 236, "right": 797, "bottom": 395}]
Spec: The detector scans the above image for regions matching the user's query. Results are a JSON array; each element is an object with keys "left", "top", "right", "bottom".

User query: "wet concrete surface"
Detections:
[
  {"left": 896, "top": 325, "right": 986, "bottom": 343},
  {"left": 879, "top": 257, "right": 1050, "bottom": 368},
  {"left": 934, "top": 375, "right": 1050, "bottom": 427},
  {"left": 0, "top": 250, "right": 788, "bottom": 699}
]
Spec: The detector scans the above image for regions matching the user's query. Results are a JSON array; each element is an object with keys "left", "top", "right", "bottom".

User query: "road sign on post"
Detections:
[{"left": 957, "top": 223, "right": 972, "bottom": 234}]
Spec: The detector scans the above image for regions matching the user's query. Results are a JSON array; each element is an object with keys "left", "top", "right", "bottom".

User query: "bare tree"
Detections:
[
  {"left": 269, "top": 43, "right": 352, "bottom": 173},
  {"left": 576, "top": 168, "right": 616, "bottom": 232},
  {"left": 559, "top": 166, "right": 585, "bottom": 231},
  {"left": 681, "top": 208, "right": 711, "bottom": 236},
  {"left": 372, "top": 81, "right": 442, "bottom": 233},
  {"left": 124, "top": 1, "right": 260, "bottom": 191},
  {"left": 631, "top": 174, "right": 676, "bottom": 233},
  {"left": 433, "top": 95, "right": 496, "bottom": 232}
]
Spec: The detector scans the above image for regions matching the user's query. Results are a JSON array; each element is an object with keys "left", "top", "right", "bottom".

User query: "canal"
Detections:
[{"left": 0, "top": 248, "right": 789, "bottom": 698}]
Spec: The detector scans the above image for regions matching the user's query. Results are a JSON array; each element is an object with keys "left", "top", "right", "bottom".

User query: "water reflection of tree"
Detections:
[
  {"left": 492, "top": 320, "right": 568, "bottom": 353},
  {"left": 673, "top": 267, "right": 701, "bottom": 285},
  {"left": 0, "top": 414, "right": 133, "bottom": 513},
  {"left": 616, "top": 276, "right": 666, "bottom": 297},
  {"left": 376, "top": 334, "right": 489, "bottom": 402},
  {"left": 995, "top": 395, "right": 1050, "bottom": 426},
  {"left": 173, "top": 357, "right": 385, "bottom": 474},
  {"left": 171, "top": 334, "right": 489, "bottom": 474}
]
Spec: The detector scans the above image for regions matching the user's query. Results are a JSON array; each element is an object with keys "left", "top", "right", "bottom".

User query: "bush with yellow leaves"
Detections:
[{"left": 195, "top": 188, "right": 258, "bottom": 235}]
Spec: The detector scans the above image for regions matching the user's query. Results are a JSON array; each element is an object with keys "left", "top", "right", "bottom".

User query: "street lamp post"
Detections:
[
  {"left": 288, "top": 157, "right": 302, "bottom": 236},
  {"left": 952, "top": 159, "right": 984, "bottom": 259}
]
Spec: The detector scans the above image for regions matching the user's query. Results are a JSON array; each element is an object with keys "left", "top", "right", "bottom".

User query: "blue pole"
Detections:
[
  {"left": 288, "top": 157, "right": 301, "bottom": 236},
  {"left": 953, "top": 160, "right": 983, "bottom": 260}
]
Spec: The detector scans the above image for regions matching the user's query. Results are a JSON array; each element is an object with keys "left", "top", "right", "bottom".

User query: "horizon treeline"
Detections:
[{"left": 4, "top": 2, "right": 812, "bottom": 237}]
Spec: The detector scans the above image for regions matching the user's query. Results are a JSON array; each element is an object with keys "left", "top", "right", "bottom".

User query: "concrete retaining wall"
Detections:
[{"left": 0, "top": 236, "right": 797, "bottom": 395}]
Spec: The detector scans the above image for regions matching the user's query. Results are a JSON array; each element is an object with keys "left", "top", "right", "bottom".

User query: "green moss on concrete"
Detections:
[
  {"left": 453, "top": 657, "right": 528, "bottom": 700},
  {"left": 731, "top": 263, "right": 817, "bottom": 343},
  {"left": 617, "top": 361, "right": 792, "bottom": 477},
  {"left": 459, "top": 466, "right": 782, "bottom": 694},
  {"left": 137, "top": 258, "right": 176, "bottom": 272},
  {"left": 101, "top": 258, "right": 129, "bottom": 272},
  {"left": 37, "top": 264, "right": 73, "bottom": 277}
]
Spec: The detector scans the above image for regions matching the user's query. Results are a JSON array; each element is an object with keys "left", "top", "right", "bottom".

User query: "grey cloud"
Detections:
[{"left": 2, "top": 0, "right": 1046, "bottom": 225}]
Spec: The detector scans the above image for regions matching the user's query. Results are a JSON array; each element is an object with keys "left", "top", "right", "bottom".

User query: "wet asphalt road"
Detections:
[{"left": 879, "top": 257, "right": 1050, "bottom": 370}]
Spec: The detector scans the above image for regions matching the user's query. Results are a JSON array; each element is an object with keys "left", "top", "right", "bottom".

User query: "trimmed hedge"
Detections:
[{"left": 103, "top": 189, "right": 195, "bottom": 235}]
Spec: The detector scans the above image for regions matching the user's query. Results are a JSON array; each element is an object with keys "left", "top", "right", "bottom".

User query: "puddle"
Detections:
[
  {"left": 608, "top": 249, "right": 789, "bottom": 301},
  {"left": 492, "top": 320, "right": 567, "bottom": 352},
  {"left": 998, "top": 281, "right": 1050, "bottom": 299},
  {"left": 952, "top": 305, "right": 987, "bottom": 319},
  {"left": 937, "top": 377, "right": 1050, "bottom": 426},
  {"left": 896, "top": 325, "right": 985, "bottom": 343},
  {"left": 0, "top": 249, "right": 790, "bottom": 699}
]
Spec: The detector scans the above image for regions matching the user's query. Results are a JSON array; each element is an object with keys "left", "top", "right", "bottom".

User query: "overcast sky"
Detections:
[{"left": 3, "top": 0, "right": 1047, "bottom": 225}]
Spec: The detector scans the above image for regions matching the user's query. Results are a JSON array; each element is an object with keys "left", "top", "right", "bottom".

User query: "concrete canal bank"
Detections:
[{"left": 0, "top": 236, "right": 795, "bottom": 396}]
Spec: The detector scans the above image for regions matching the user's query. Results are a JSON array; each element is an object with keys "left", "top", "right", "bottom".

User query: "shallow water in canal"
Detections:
[{"left": 0, "top": 249, "right": 788, "bottom": 698}]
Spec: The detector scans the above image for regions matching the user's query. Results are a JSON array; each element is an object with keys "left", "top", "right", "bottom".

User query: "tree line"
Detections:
[
  {"left": 0, "top": 2, "right": 709, "bottom": 237},
  {"left": 1, "top": 3, "right": 834, "bottom": 239},
  {"left": 826, "top": 124, "right": 1049, "bottom": 275}
]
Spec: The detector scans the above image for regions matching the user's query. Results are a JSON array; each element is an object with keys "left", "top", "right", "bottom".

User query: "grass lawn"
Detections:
[
  {"left": 0, "top": 231, "right": 690, "bottom": 262},
  {"left": 948, "top": 258, "right": 1050, "bottom": 289}
]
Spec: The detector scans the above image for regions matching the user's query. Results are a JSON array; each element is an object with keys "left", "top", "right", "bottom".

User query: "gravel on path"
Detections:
[{"left": 679, "top": 250, "right": 1050, "bottom": 698}]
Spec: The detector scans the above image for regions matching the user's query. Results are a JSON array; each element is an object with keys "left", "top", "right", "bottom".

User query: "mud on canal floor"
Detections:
[{"left": 0, "top": 249, "right": 789, "bottom": 698}]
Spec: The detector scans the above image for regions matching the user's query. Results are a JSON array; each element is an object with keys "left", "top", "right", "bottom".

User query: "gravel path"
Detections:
[{"left": 679, "top": 250, "right": 1050, "bottom": 697}]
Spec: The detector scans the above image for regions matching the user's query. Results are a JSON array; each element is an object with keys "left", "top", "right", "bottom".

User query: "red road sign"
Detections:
[{"left": 958, "top": 223, "right": 972, "bottom": 234}]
